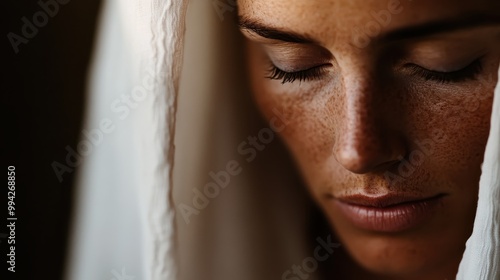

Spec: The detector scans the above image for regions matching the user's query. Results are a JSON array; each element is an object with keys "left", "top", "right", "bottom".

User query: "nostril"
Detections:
[
  {"left": 334, "top": 146, "right": 374, "bottom": 174},
  {"left": 333, "top": 142, "right": 403, "bottom": 174}
]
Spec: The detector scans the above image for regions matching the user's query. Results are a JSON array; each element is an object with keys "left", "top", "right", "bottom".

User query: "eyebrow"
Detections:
[
  {"left": 238, "top": 14, "right": 500, "bottom": 45},
  {"left": 382, "top": 14, "right": 500, "bottom": 41},
  {"left": 238, "top": 16, "right": 317, "bottom": 44}
]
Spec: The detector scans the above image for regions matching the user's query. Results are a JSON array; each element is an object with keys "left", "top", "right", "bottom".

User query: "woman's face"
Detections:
[{"left": 239, "top": 0, "right": 500, "bottom": 278}]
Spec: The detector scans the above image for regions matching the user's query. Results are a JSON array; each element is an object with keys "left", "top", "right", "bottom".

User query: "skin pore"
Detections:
[{"left": 237, "top": 0, "right": 500, "bottom": 279}]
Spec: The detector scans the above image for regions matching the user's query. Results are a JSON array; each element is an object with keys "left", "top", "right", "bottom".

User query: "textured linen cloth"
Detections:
[
  {"left": 65, "top": 0, "right": 187, "bottom": 279},
  {"left": 456, "top": 65, "right": 500, "bottom": 280}
]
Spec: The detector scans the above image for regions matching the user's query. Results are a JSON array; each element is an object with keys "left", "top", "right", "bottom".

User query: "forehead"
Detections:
[{"left": 237, "top": 0, "right": 499, "bottom": 46}]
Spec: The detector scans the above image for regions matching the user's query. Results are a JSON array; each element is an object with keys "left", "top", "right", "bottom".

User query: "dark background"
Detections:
[{"left": 3, "top": 0, "right": 102, "bottom": 279}]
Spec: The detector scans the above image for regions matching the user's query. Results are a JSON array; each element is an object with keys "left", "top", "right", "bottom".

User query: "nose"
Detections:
[{"left": 333, "top": 76, "right": 406, "bottom": 174}]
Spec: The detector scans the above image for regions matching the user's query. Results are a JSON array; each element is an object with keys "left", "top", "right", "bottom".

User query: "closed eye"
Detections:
[
  {"left": 405, "top": 57, "right": 483, "bottom": 84},
  {"left": 266, "top": 63, "right": 329, "bottom": 84}
]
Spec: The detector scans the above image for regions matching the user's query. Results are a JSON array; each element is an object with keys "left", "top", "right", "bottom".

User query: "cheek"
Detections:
[
  {"left": 247, "top": 40, "right": 497, "bottom": 203},
  {"left": 247, "top": 46, "right": 342, "bottom": 192},
  {"left": 408, "top": 80, "right": 494, "bottom": 193}
]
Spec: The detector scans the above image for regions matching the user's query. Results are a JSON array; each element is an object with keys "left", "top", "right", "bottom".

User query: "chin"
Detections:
[
  {"left": 327, "top": 215, "right": 468, "bottom": 279},
  {"left": 354, "top": 239, "right": 451, "bottom": 276}
]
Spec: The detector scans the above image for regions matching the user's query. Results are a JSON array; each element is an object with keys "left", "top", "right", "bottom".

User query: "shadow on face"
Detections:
[{"left": 238, "top": 0, "right": 500, "bottom": 278}]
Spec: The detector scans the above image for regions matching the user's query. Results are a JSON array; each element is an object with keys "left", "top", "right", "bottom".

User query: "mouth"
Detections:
[{"left": 331, "top": 193, "right": 447, "bottom": 233}]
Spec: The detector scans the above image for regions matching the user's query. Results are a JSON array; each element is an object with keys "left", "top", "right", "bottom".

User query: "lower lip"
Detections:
[{"left": 332, "top": 196, "right": 444, "bottom": 233}]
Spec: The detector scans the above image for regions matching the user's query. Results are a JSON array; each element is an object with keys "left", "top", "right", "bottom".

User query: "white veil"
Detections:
[
  {"left": 457, "top": 64, "right": 500, "bottom": 280},
  {"left": 65, "top": 0, "right": 187, "bottom": 279},
  {"left": 65, "top": 0, "right": 500, "bottom": 279}
]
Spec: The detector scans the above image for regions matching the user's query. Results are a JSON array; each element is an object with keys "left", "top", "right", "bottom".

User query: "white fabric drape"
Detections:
[
  {"left": 66, "top": 0, "right": 499, "bottom": 279},
  {"left": 174, "top": 1, "right": 312, "bottom": 280},
  {"left": 457, "top": 66, "right": 500, "bottom": 279},
  {"left": 65, "top": 0, "right": 187, "bottom": 279}
]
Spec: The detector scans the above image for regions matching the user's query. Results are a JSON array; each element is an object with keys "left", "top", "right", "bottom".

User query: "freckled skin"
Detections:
[{"left": 239, "top": 0, "right": 500, "bottom": 279}]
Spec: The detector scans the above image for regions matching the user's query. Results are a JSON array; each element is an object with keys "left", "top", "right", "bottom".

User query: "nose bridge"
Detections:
[{"left": 334, "top": 71, "right": 402, "bottom": 174}]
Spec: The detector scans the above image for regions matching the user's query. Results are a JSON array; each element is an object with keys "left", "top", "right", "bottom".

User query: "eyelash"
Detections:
[
  {"left": 266, "top": 64, "right": 326, "bottom": 84},
  {"left": 266, "top": 58, "right": 483, "bottom": 84},
  {"left": 405, "top": 57, "right": 483, "bottom": 84}
]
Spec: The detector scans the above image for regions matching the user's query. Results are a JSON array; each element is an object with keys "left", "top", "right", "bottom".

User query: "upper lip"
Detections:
[{"left": 335, "top": 193, "right": 446, "bottom": 208}]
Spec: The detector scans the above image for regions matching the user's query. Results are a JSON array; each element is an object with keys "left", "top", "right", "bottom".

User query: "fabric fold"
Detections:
[{"left": 457, "top": 65, "right": 500, "bottom": 280}]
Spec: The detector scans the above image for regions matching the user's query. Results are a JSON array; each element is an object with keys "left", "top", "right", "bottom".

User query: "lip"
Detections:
[{"left": 332, "top": 193, "right": 446, "bottom": 233}]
